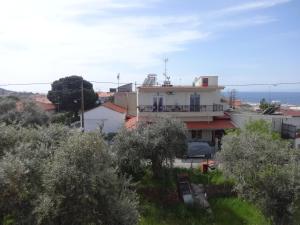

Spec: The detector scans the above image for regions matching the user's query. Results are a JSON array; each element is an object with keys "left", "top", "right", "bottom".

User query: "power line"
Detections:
[
  {"left": 224, "top": 81, "right": 300, "bottom": 87},
  {"left": 1, "top": 80, "right": 300, "bottom": 87}
]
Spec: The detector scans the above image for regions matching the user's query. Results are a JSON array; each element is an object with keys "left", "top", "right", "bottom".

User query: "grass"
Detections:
[
  {"left": 139, "top": 200, "right": 210, "bottom": 225},
  {"left": 210, "top": 198, "right": 270, "bottom": 225},
  {"left": 139, "top": 197, "right": 270, "bottom": 225},
  {"left": 173, "top": 167, "right": 235, "bottom": 185},
  {"left": 139, "top": 168, "right": 270, "bottom": 225}
]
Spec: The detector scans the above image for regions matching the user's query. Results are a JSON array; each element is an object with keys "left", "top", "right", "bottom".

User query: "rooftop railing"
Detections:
[{"left": 138, "top": 104, "right": 223, "bottom": 113}]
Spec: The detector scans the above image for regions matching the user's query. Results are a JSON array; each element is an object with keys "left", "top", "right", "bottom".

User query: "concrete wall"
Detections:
[
  {"left": 114, "top": 92, "right": 137, "bottom": 116},
  {"left": 229, "top": 113, "right": 286, "bottom": 132},
  {"left": 281, "top": 117, "right": 300, "bottom": 128},
  {"left": 84, "top": 106, "right": 126, "bottom": 133},
  {"left": 230, "top": 113, "right": 300, "bottom": 149},
  {"left": 194, "top": 76, "right": 218, "bottom": 87}
]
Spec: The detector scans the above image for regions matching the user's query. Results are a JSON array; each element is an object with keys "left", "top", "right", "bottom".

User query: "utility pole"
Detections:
[
  {"left": 117, "top": 73, "right": 120, "bottom": 92},
  {"left": 81, "top": 76, "right": 85, "bottom": 132}
]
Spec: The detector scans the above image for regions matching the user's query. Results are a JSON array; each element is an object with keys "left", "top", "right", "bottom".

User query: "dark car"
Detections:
[{"left": 187, "top": 142, "right": 213, "bottom": 158}]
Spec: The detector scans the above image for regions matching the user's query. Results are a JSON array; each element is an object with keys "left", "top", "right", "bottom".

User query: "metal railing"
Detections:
[{"left": 138, "top": 104, "right": 223, "bottom": 112}]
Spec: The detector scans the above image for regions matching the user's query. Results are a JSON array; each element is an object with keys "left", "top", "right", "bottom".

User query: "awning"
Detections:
[{"left": 185, "top": 120, "right": 235, "bottom": 130}]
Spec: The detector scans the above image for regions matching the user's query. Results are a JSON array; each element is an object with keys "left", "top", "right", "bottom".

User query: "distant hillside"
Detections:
[
  {"left": 0, "top": 88, "right": 34, "bottom": 98},
  {"left": 0, "top": 88, "right": 15, "bottom": 96}
]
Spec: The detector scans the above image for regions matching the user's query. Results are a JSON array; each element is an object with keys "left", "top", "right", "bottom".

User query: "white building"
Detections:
[
  {"left": 134, "top": 76, "right": 234, "bottom": 143},
  {"left": 83, "top": 102, "right": 127, "bottom": 133}
]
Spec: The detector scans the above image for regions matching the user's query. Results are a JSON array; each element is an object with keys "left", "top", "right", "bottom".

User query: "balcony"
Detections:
[{"left": 138, "top": 104, "right": 223, "bottom": 113}]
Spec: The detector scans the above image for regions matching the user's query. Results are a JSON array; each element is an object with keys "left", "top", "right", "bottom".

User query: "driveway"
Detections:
[{"left": 174, "top": 158, "right": 206, "bottom": 168}]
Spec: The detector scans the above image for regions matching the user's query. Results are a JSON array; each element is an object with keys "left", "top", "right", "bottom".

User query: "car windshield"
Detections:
[{"left": 187, "top": 142, "right": 212, "bottom": 156}]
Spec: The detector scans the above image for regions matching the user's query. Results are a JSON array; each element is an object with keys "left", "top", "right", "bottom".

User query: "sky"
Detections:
[{"left": 0, "top": 0, "right": 299, "bottom": 93}]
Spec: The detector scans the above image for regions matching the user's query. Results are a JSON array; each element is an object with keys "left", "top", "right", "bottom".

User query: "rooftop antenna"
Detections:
[{"left": 163, "top": 58, "right": 171, "bottom": 86}]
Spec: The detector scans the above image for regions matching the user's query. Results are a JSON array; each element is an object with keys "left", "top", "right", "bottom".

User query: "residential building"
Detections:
[
  {"left": 133, "top": 76, "right": 234, "bottom": 144},
  {"left": 83, "top": 102, "right": 127, "bottom": 133},
  {"left": 117, "top": 83, "right": 133, "bottom": 92},
  {"left": 97, "top": 92, "right": 114, "bottom": 104},
  {"left": 32, "top": 95, "right": 56, "bottom": 112}
]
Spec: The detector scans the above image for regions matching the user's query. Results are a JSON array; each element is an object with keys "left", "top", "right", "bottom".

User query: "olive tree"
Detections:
[
  {"left": 0, "top": 97, "right": 49, "bottom": 126},
  {"left": 36, "top": 132, "right": 139, "bottom": 225},
  {"left": 114, "top": 116, "right": 187, "bottom": 179},
  {"left": 217, "top": 120, "right": 300, "bottom": 225},
  {"left": 0, "top": 124, "right": 73, "bottom": 224},
  {"left": 1, "top": 125, "right": 139, "bottom": 225}
]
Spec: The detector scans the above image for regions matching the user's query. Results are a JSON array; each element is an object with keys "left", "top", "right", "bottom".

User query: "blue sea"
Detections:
[{"left": 223, "top": 92, "right": 300, "bottom": 106}]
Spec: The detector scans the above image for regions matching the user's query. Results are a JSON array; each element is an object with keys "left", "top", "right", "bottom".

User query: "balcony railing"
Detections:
[{"left": 138, "top": 104, "right": 223, "bottom": 113}]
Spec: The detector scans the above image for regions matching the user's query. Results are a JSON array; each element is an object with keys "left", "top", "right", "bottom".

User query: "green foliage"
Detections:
[
  {"left": 113, "top": 116, "right": 187, "bottom": 180},
  {"left": 209, "top": 198, "right": 270, "bottom": 225},
  {"left": 217, "top": 120, "right": 300, "bottom": 225},
  {"left": 174, "top": 168, "right": 234, "bottom": 186},
  {"left": 0, "top": 125, "right": 139, "bottom": 225},
  {"left": 49, "top": 111, "right": 78, "bottom": 125},
  {"left": 36, "top": 132, "right": 139, "bottom": 225},
  {"left": 113, "top": 127, "right": 146, "bottom": 179},
  {"left": 0, "top": 97, "right": 49, "bottom": 126},
  {"left": 0, "top": 124, "right": 74, "bottom": 224},
  {"left": 138, "top": 167, "right": 269, "bottom": 225},
  {"left": 47, "top": 75, "right": 98, "bottom": 114},
  {"left": 259, "top": 98, "right": 271, "bottom": 110},
  {"left": 245, "top": 119, "right": 281, "bottom": 139}
]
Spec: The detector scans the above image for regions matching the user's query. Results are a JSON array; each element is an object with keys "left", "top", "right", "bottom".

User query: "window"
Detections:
[
  {"left": 191, "top": 130, "right": 202, "bottom": 139},
  {"left": 202, "top": 78, "right": 208, "bottom": 87},
  {"left": 190, "top": 93, "right": 200, "bottom": 112},
  {"left": 153, "top": 96, "right": 163, "bottom": 112}
]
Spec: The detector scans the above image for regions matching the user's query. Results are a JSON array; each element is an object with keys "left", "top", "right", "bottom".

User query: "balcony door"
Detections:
[
  {"left": 190, "top": 93, "right": 200, "bottom": 112},
  {"left": 153, "top": 96, "right": 164, "bottom": 112}
]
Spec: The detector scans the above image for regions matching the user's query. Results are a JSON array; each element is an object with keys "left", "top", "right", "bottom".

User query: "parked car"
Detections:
[{"left": 186, "top": 142, "right": 213, "bottom": 158}]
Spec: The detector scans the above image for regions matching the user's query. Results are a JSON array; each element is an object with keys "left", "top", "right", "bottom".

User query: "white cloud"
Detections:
[
  {"left": 0, "top": 0, "right": 292, "bottom": 92},
  {"left": 214, "top": 0, "right": 291, "bottom": 16},
  {"left": 0, "top": 0, "right": 207, "bottom": 91}
]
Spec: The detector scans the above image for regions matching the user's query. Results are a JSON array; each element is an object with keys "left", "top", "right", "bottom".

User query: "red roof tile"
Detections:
[
  {"left": 125, "top": 117, "right": 137, "bottom": 129},
  {"left": 280, "top": 109, "right": 300, "bottom": 117},
  {"left": 103, "top": 102, "right": 126, "bottom": 113},
  {"left": 97, "top": 92, "right": 114, "bottom": 98},
  {"left": 185, "top": 120, "right": 235, "bottom": 130},
  {"left": 35, "top": 102, "right": 56, "bottom": 111}
]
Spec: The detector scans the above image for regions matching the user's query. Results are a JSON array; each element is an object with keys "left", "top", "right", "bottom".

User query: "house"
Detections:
[
  {"left": 32, "top": 95, "right": 56, "bottom": 112},
  {"left": 83, "top": 102, "right": 127, "bottom": 133},
  {"left": 130, "top": 75, "right": 234, "bottom": 144},
  {"left": 97, "top": 92, "right": 114, "bottom": 104}
]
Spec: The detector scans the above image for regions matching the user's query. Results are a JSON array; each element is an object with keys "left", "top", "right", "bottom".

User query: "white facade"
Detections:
[
  {"left": 136, "top": 76, "right": 228, "bottom": 143},
  {"left": 137, "top": 85, "right": 225, "bottom": 122},
  {"left": 83, "top": 106, "right": 126, "bottom": 133}
]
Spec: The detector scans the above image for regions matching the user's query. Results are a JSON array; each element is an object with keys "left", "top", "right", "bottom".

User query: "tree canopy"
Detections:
[
  {"left": 217, "top": 120, "right": 300, "bottom": 225},
  {"left": 0, "top": 125, "right": 139, "bottom": 225},
  {"left": 47, "top": 75, "right": 98, "bottom": 114},
  {"left": 113, "top": 116, "right": 187, "bottom": 179},
  {"left": 0, "top": 96, "right": 49, "bottom": 126}
]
